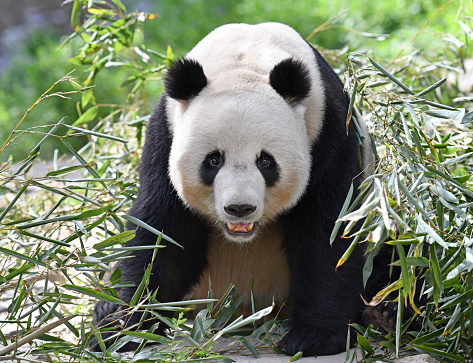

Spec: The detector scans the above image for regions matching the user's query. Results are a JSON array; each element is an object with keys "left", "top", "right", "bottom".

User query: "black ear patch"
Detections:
[
  {"left": 165, "top": 59, "right": 207, "bottom": 101},
  {"left": 269, "top": 58, "right": 311, "bottom": 104}
]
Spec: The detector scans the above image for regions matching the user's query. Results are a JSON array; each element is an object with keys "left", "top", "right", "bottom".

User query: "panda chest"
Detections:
[{"left": 189, "top": 223, "right": 290, "bottom": 309}]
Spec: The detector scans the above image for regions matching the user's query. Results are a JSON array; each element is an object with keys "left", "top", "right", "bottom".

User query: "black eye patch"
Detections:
[
  {"left": 256, "top": 151, "right": 279, "bottom": 187},
  {"left": 200, "top": 151, "right": 224, "bottom": 186}
]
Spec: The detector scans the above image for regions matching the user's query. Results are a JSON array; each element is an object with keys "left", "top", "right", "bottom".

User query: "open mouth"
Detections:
[{"left": 225, "top": 222, "right": 255, "bottom": 237}]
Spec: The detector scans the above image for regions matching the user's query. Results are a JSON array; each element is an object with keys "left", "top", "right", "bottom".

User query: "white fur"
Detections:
[{"left": 167, "top": 23, "right": 325, "bottom": 241}]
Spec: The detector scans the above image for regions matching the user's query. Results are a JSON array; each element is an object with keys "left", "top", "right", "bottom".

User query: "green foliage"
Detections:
[
  {"left": 0, "top": 0, "right": 464, "bottom": 160},
  {"left": 336, "top": 20, "right": 473, "bottom": 361},
  {"left": 0, "top": 0, "right": 473, "bottom": 361}
]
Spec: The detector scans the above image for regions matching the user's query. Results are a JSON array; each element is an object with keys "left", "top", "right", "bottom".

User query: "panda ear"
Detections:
[
  {"left": 164, "top": 58, "right": 207, "bottom": 101},
  {"left": 269, "top": 58, "right": 311, "bottom": 105}
]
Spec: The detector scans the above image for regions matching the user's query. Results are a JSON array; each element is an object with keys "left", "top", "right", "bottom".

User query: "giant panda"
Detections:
[{"left": 92, "top": 22, "right": 385, "bottom": 356}]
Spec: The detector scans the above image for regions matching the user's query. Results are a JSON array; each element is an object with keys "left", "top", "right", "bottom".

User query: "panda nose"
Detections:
[{"left": 224, "top": 204, "right": 256, "bottom": 218}]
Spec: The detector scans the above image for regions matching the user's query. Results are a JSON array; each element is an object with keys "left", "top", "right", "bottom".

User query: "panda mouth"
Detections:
[{"left": 226, "top": 222, "right": 255, "bottom": 236}]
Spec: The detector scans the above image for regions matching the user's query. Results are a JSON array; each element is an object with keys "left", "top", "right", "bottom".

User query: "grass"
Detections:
[{"left": 0, "top": 0, "right": 473, "bottom": 361}]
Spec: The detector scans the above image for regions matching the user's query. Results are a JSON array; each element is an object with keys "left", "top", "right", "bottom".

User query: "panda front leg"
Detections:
[{"left": 279, "top": 223, "right": 366, "bottom": 356}]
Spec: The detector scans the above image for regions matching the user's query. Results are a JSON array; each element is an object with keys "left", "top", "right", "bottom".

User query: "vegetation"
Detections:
[
  {"left": 0, "top": 0, "right": 462, "bottom": 160},
  {"left": 0, "top": 0, "right": 472, "bottom": 362}
]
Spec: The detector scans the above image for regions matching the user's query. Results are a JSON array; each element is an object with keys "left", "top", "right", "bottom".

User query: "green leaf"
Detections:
[
  {"left": 190, "top": 317, "right": 205, "bottom": 344},
  {"left": 357, "top": 334, "right": 374, "bottom": 355},
  {"left": 461, "top": 109, "right": 473, "bottom": 124},
  {"left": 0, "top": 183, "right": 28, "bottom": 223},
  {"left": 45, "top": 164, "right": 88, "bottom": 177},
  {"left": 415, "top": 78, "right": 447, "bottom": 97},
  {"left": 369, "top": 58, "right": 414, "bottom": 94},
  {"left": 129, "top": 262, "right": 152, "bottom": 306},
  {"left": 443, "top": 303, "right": 461, "bottom": 335},
  {"left": 425, "top": 109, "right": 460, "bottom": 119},
  {"left": 458, "top": 20, "right": 473, "bottom": 40},
  {"left": 62, "top": 284, "right": 126, "bottom": 305},
  {"left": 440, "top": 290, "right": 473, "bottom": 310},
  {"left": 81, "top": 88, "right": 94, "bottom": 108},
  {"left": 122, "top": 214, "right": 182, "bottom": 248},
  {"left": 396, "top": 242, "right": 412, "bottom": 296},
  {"left": 390, "top": 256, "right": 429, "bottom": 268},
  {"left": 346, "top": 82, "right": 357, "bottom": 132},
  {"left": 288, "top": 351, "right": 303, "bottom": 361},
  {"left": 429, "top": 244, "right": 444, "bottom": 298},
  {"left": 4, "top": 263, "right": 35, "bottom": 281},
  {"left": 72, "top": 106, "right": 99, "bottom": 126},
  {"left": 330, "top": 182, "right": 354, "bottom": 243},
  {"left": 121, "top": 331, "right": 170, "bottom": 344},
  {"left": 214, "top": 305, "right": 273, "bottom": 340},
  {"left": 416, "top": 214, "right": 449, "bottom": 249},
  {"left": 435, "top": 185, "right": 458, "bottom": 204},
  {"left": 0, "top": 247, "right": 47, "bottom": 267},
  {"left": 400, "top": 111, "right": 413, "bottom": 147},
  {"left": 94, "top": 230, "right": 136, "bottom": 249},
  {"left": 71, "top": 0, "right": 82, "bottom": 31},
  {"left": 64, "top": 124, "right": 129, "bottom": 143},
  {"left": 397, "top": 180, "right": 433, "bottom": 224}
]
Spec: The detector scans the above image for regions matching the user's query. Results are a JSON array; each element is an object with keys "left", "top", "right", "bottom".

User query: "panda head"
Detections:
[{"left": 166, "top": 58, "right": 312, "bottom": 242}]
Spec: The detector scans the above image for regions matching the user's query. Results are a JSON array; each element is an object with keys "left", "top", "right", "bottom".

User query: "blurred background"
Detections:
[{"left": 0, "top": 0, "right": 462, "bottom": 160}]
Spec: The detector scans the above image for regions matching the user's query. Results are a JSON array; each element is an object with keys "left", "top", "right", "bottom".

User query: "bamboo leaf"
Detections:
[
  {"left": 62, "top": 284, "right": 126, "bottom": 305},
  {"left": 70, "top": 0, "right": 81, "bottom": 31},
  {"left": 415, "top": 78, "right": 447, "bottom": 97},
  {"left": 213, "top": 305, "right": 273, "bottom": 340},
  {"left": 416, "top": 214, "right": 449, "bottom": 249},
  {"left": 122, "top": 214, "right": 182, "bottom": 248},
  {"left": 0, "top": 247, "right": 48, "bottom": 267},
  {"left": 120, "top": 331, "right": 170, "bottom": 344},
  {"left": 94, "top": 230, "right": 136, "bottom": 249},
  {"left": 429, "top": 243, "right": 444, "bottom": 297},
  {"left": 396, "top": 242, "right": 412, "bottom": 295},
  {"left": 330, "top": 182, "right": 354, "bottom": 243},
  {"left": 435, "top": 185, "right": 459, "bottom": 204},
  {"left": 369, "top": 58, "right": 414, "bottom": 94},
  {"left": 425, "top": 109, "right": 461, "bottom": 119},
  {"left": 398, "top": 180, "right": 433, "bottom": 224},
  {"left": 357, "top": 334, "right": 374, "bottom": 355},
  {"left": 461, "top": 109, "right": 473, "bottom": 124}
]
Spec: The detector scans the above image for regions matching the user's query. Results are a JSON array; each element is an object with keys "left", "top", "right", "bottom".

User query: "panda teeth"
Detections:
[{"left": 227, "top": 222, "right": 254, "bottom": 233}]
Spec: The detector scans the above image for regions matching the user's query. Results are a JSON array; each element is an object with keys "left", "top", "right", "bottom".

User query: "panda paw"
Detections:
[
  {"left": 279, "top": 327, "right": 347, "bottom": 356},
  {"left": 363, "top": 302, "right": 397, "bottom": 332},
  {"left": 363, "top": 301, "right": 421, "bottom": 332}
]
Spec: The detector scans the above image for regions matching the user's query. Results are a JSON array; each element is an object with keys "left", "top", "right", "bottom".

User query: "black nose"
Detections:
[{"left": 224, "top": 204, "right": 256, "bottom": 218}]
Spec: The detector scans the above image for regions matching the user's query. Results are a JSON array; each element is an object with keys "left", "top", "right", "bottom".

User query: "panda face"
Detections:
[{"left": 168, "top": 88, "right": 312, "bottom": 242}]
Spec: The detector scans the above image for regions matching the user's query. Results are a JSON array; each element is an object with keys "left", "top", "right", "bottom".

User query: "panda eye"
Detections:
[
  {"left": 261, "top": 156, "right": 271, "bottom": 168},
  {"left": 209, "top": 156, "right": 219, "bottom": 167},
  {"left": 257, "top": 152, "right": 274, "bottom": 169},
  {"left": 257, "top": 151, "right": 279, "bottom": 187},
  {"left": 206, "top": 151, "right": 224, "bottom": 168}
]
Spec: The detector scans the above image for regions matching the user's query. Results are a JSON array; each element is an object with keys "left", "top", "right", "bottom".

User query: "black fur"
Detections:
[
  {"left": 91, "top": 96, "right": 210, "bottom": 349},
  {"left": 200, "top": 150, "right": 224, "bottom": 186},
  {"left": 269, "top": 58, "right": 311, "bottom": 104},
  {"left": 278, "top": 46, "right": 367, "bottom": 356},
  {"left": 256, "top": 151, "right": 279, "bottom": 187},
  {"left": 91, "top": 35, "right": 395, "bottom": 356},
  {"left": 165, "top": 59, "right": 207, "bottom": 101}
]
